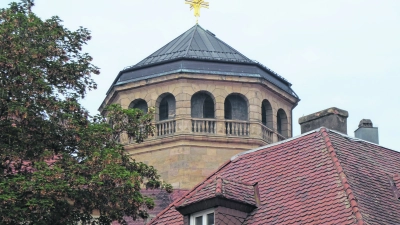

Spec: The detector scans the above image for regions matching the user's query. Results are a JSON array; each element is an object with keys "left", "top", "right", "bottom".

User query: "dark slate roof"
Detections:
[
  {"left": 107, "top": 25, "right": 299, "bottom": 99},
  {"left": 132, "top": 24, "right": 253, "bottom": 68},
  {"left": 148, "top": 128, "right": 400, "bottom": 225}
]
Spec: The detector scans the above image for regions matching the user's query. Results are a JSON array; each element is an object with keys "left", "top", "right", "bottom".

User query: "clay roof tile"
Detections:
[{"left": 148, "top": 128, "right": 400, "bottom": 225}]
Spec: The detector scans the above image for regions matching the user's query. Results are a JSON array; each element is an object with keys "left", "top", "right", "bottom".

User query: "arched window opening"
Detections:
[
  {"left": 159, "top": 99, "right": 169, "bottom": 121},
  {"left": 224, "top": 99, "right": 232, "bottom": 120},
  {"left": 191, "top": 92, "right": 215, "bottom": 118},
  {"left": 224, "top": 94, "right": 248, "bottom": 121},
  {"left": 203, "top": 96, "right": 214, "bottom": 118},
  {"left": 262, "top": 105, "right": 266, "bottom": 125},
  {"left": 129, "top": 99, "right": 148, "bottom": 113},
  {"left": 158, "top": 93, "right": 176, "bottom": 121},
  {"left": 277, "top": 113, "right": 282, "bottom": 134},
  {"left": 262, "top": 100, "right": 273, "bottom": 129},
  {"left": 277, "top": 109, "right": 288, "bottom": 137}
]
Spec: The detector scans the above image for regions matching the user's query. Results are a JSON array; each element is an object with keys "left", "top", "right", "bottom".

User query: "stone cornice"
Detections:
[{"left": 99, "top": 73, "right": 299, "bottom": 113}]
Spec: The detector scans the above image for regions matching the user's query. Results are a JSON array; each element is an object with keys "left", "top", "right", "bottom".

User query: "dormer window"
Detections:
[
  {"left": 175, "top": 177, "right": 258, "bottom": 225},
  {"left": 191, "top": 209, "right": 214, "bottom": 225}
]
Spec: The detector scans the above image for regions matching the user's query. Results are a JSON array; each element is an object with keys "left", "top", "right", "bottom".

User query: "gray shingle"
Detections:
[
  {"left": 106, "top": 25, "right": 299, "bottom": 99},
  {"left": 131, "top": 25, "right": 253, "bottom": 69}
]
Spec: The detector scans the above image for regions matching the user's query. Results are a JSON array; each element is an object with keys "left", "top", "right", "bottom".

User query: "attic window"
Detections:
[{"left": 191, "top": 209, "right": 214, "bottom": 225}]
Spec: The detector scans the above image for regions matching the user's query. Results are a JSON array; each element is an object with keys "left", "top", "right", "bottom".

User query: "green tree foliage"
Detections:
[{"left": 0, "top": 1, "right": 171, "bottom": 224}]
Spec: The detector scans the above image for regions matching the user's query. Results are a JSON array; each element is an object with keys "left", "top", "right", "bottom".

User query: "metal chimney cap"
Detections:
[{"left": 359, "top": 119, "right": 373, "bottom": 128}]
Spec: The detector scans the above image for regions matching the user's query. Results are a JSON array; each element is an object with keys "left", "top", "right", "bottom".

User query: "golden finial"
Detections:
[{"left": 185, "top": 0, "right": 209, "bottom": 24}]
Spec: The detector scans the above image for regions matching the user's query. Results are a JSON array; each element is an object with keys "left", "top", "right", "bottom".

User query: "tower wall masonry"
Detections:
[{"left": 103, "top": 73, "right": 297, "bottom": 189}]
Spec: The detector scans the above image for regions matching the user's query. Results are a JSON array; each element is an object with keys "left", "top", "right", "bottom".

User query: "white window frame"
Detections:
[{"left": 190, "top": 208, "right": 215, "bottom": 225}]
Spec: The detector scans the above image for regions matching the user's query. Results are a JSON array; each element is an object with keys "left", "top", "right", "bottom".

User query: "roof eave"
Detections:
[
  {"left": 175, "top": 196, "right": 257, "bottom": 216},
  {"left": 108, "top": 56, "right": 293, "bottom": 90}
]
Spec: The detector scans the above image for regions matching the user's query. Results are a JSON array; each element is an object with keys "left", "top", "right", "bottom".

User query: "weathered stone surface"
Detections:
[
  {"left": 299, "top": 107, "right": 348, "bottom": 134},
  {"left": 102, "top": 73, "right": 299, "bottom": 189}
]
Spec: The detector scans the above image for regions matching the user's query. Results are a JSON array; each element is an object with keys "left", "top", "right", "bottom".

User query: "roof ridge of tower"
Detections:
[
  {"left": 129, "top": 25, "right": 197, "bottom": 70},
  {"left": 196, "top": 25, "right": 253, "bottom": 62},
  {"left": 126, "top": 24, "right": 255, "bottom": 70},
  {"left": 188, "top": 24, "right": 254, "bottom": 63},
  {"left": 184, "top": 23, "right": 198, "bottom": 56}
]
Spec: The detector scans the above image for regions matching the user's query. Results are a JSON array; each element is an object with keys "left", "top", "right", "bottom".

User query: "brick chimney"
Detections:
[
  {"left": 298, "top": 107, "right": 349, "bottom": 134},
  {"left": 354, "top": 119, "right": 379, "bottom": 144}
]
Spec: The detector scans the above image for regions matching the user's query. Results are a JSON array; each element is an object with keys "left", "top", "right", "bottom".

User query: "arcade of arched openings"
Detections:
[
  {"left": 129, "top": 99, "right": 148, "bottom": 113},
  {"left": 277, "top": 108, "right": 288, "bottom": 138},
  {"left": 127, "top": 91, "right": 290, "bottom": 143},
  {"left": 191, "top": 92, "right": 215, "bottom": 119}
]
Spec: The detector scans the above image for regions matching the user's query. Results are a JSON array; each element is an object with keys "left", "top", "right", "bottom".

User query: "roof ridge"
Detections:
[
  {"left": 198, "top": 25, "right": 253, "bottom": 62},
  {"left": 319, "top": 128, "right": 364, "bottom": 225},
  {"left": 231, "top": 127, "right": 395, "bottom": 162},
  {"left": 184, "top": 24, "right": 198, "bottom": 57},
  {"left": 219, "top": 177, "right": 255, "bottom": 187},
  {"left": 215, "top": 177, "right": 223, "bottom": 196},
  {"left": 147, "top": 160, "right": 233, "bottom": 225},
  {"left": 130, "top": 25, "right": 197, "bottom": 69},
  {"left": 175, "top": 177, "right": 215, "bottom": 206},
  {"left": 231, "top": 128, "right": 320, "bottom": 161},
  {"left": 329, "top": 129, "right": 396, "bottom": 151},
  {"left": 126, "top": 24, "right": 254, "bottom": 71}
]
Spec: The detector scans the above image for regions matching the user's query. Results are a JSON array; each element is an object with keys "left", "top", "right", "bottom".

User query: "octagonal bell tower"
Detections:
[{"left": 99, "top": 25, "right": 300, "bottom": 189}]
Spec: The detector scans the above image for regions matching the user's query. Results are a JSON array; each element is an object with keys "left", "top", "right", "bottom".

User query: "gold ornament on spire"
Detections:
[{"left": 185, "top": 0, "right": 209, "bottom": 24}]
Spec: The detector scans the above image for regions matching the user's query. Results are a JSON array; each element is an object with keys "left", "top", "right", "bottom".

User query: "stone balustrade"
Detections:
[
  {"left": 261, "top": 124, "right": 274, "bottom": 143},
  {"left": 192, "top": 118, "right": 216, "bottom": 134},
  {"left": 225, "top": 120, "right": 250, "bottom": 136},
  {"left": 123, "top": 118, "right": 287, "bottom": 145},
  {"left": 277, "top": 133, "right": 286, "bottom": 142},
  {"left": 156, "top": 119, "right": 176, "bottom": 136}
]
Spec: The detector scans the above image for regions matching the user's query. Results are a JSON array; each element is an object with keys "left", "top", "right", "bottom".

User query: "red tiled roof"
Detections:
[
  {"left": 328, "top": 130, "right": 400, "bottom": 224},
  {"left": 149, "top": 128, "right": 400, "bottom": 224},
  {"left": 393, "top": 173, "right": 400, "bottom": 188},
  {"left": 221, "top": 178, "right": 257, "bottom": 207},
  {"left": 177, "top": 177, "right": 257, "bottom": 208}
]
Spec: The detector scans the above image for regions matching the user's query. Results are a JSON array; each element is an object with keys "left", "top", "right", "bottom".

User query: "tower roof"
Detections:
[
  {"left": 132, "top": 24, "right": 254, "bottom": 68},
  {"left": 107, "top": 25, "right": 299, "bottom": 99}
]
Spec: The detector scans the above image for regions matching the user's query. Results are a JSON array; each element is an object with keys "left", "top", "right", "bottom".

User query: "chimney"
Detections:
[
  {"left": 354, "top": 119, "right": 379, "bottom": 144},
  {"left": 298, "top": 107, "right": 349, "bottom": 134}
]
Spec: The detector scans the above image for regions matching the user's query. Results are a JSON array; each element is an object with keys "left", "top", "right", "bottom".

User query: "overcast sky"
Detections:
[{"left": 2, "top": 0, "right": 399, "bottom": 150}]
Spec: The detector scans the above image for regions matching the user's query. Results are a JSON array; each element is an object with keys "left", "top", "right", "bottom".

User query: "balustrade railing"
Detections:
[
  {"left": 277, "top": 133, "right": 286, "bottom": 142},
  {"left": 126, "top": 118, "right": 287, "bottom": 143},
  {"left": 192, "top": 119, "right": 216, "bottom": 134},
  {"left": 225, "top": 120, "right": 250, "bottom": 136},
  {"left": 156, "top": 119, "right": 176, "bottom": 136},
  {"left": 127, "top": 125, "right": 146, "bottom": 144},
  {"left": 261, "top": 124, "right": 273, "bottom": 143}
]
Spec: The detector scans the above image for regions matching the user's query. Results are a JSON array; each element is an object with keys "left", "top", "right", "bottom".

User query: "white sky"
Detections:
[{"left": 2, "top": 0, "right": 399, "bottom": 150}]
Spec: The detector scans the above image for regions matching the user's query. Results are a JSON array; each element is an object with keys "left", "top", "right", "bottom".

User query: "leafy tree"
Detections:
[{"left": 0, "top": 1, "right": 171, "bottom": 224}]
